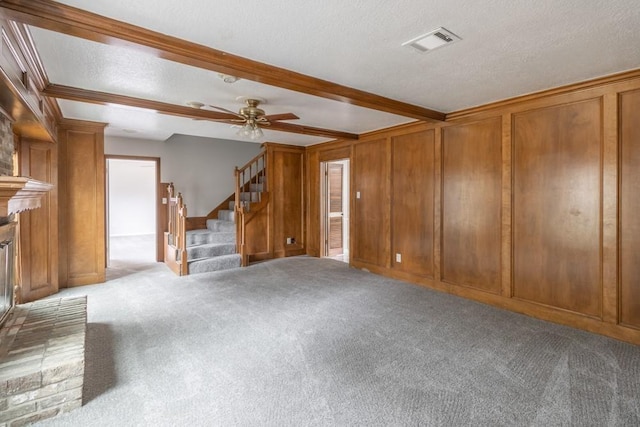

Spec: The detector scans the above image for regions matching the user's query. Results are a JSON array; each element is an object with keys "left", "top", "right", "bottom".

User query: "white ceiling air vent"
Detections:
[{"left": 402, "top": 27, "right": 461, "bottom": 53}]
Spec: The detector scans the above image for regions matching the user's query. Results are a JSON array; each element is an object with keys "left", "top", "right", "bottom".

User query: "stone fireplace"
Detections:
[{"left": 0, "top": 116, "right": 84, "bottom": 426}]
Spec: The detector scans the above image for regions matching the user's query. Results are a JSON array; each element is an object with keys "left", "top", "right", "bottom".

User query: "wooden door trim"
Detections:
[{"left": 104, "top": 155, "right": 162, "bottom": 262}]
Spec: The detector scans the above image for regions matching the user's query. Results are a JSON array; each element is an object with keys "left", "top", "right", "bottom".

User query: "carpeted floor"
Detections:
[{"left": 38, "top": 256, "right": 640, "bottom": 426}]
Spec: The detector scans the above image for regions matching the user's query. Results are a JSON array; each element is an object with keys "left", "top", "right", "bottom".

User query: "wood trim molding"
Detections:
[
  {"left": 0, "top": 176, "right": 53, "bottom": 216},
  {"left": 447, "top": 69, "right": 640, "bottom": 121},
  {"left": 43, "top": 84, "right": 359, "bottom": 140},
  {"left": 58, "top": 117, "right": 107, "bottom": 130},
  {"left": 0, "top": 0, "right": 445, "bottom": 123}
]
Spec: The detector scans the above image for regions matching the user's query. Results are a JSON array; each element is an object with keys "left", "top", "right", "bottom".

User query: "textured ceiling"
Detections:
[{"left": 26, "top": 0, "right": 640, "bottom": 144}]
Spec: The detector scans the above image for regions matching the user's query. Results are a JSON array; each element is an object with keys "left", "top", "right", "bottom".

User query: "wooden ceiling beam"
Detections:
[
  {"left": 0, "top": 0, "right": 445, "bottom": 123},
  {"left": 42, "top": 84, "right": 359, "bottom": 140}
]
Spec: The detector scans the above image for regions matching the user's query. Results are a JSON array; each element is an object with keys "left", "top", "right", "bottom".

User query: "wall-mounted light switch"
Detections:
[{"left": 356, "top": 191, "right": 361, "bottom": 199}]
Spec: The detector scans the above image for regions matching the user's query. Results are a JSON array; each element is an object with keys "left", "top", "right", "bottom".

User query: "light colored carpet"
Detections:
[{"left": 38, "top": 257, "right": 640, "bottom": 426}]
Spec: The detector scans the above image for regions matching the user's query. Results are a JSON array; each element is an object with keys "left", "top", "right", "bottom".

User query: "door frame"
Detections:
[
  {"left": 320, "top": 158, "right": 350, "bottom": 260},
  {"left": 105, "top": 155, "right": 162, "bottom": 263}
]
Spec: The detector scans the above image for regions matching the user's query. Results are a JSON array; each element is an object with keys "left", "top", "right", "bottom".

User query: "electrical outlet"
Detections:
[
  {"left": 396, "top": 253, "right": 402, "bottom": 263},
  {"left": 286, "top": 237, "right": 292, "bottom": 244},
  {"left": 356, "top": 191, "right": 361, "bottom": 199}
]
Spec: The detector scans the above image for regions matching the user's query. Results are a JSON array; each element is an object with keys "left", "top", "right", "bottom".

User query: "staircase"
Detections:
[
  {"left": 185, "top": 201, "right": 241, "bottom": 274},
  {"left": 164, "top": 150, "right": 267, "bottom": 275}
]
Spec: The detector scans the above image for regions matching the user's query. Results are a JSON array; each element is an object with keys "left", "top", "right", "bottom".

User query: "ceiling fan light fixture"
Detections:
[{"left": 236, "top": 119, "right": 263, "bottom": 141}]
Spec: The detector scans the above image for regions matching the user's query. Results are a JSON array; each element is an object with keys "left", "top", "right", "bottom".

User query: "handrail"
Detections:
[
  {"left": 166, "top": 183, "right": 188, "bottom": 275},
  {"left": 234, "top": 149, "right": 267, "bottom": 266},
  {"left": 234, "top": 150, "right": 266, "bottom": 213}
]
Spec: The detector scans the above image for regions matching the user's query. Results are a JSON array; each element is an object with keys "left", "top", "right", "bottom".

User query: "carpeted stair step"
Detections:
[
  {"left": 206, "top": 219, "right": 235, "bottom": 233},
  {"left": 217, "top": 209, "right": 235, "bottom": 222},
  {"left": 187, "top": 242, "right": 236, "bottom": 261},
  {"left": 188, "top": 253, "right": 241, "bottom": 274},
  {"left": 186, "top": 229, "right": 235, "bottom": 246}
]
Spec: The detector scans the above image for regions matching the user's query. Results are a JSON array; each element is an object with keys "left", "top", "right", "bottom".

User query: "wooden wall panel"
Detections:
[
  {"left": 58, "top": 120, "right": 106, "bottom": 287},
  {"left": 19, "top": 138, "right": 58, "bottom": 302},
  {"left": 513, "top": 99, "right": 602, "bottom": 316},
  {"left": 353, "top": 138, "right": 390, "bottom": 267},
  {"left": 391, "top": 130, "right": 435, "bottom": 277},
  {"left": 246, "top": 208, "right": 269, "bottom": 260},
  {"left": 269, "top": 145, "right": 305, "bottom": 257},
  {"left": 620, "top": 89, "right": 640, "bottom": 329},
  {"left": 442, "top": 118, "right": 502, "bottom": 293},
  {"left": 303, "top": 73, "right": 640, "bottom": 344}
]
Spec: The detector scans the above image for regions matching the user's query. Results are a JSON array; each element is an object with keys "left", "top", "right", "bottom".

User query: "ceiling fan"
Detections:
[{"left": 187, "top": 97, "right": 299, "bottom": 140}]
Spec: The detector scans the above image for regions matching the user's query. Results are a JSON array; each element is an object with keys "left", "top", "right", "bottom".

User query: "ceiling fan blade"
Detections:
[
  {"left": 208, "top": 104, "right": 245, "bottom": 118},
  {"left": 261, "top": 113, "right": 299, "bottom": 122}
]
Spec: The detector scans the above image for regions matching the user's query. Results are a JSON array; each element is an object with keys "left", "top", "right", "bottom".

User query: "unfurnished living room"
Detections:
[{"left": 0, "top": 1, "right": 639, "bottom": 426}]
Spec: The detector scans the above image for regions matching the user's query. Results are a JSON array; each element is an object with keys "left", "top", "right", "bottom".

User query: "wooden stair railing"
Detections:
[
  {"left": 235, "top": 149, "right": 267, "bottom": 266},
  {"left": 164, "top": 183, "right": 188, "bottom": 275}
]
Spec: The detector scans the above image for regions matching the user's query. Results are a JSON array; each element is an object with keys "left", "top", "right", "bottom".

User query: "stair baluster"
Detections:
[
  {"left": 165, "top": 183, "right": 188, "bottom": 275},
  {"left": 235, "top": 149, "right": 267, "bottom": 266}
]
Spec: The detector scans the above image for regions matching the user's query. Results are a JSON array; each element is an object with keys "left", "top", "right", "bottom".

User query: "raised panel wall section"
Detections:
[
  {"left": 391, "top": 130, "right": 435, "bottom": 277},
  {"left": 620, "top": 89, "right": 640, "bottom": 329},
  {"left": 58, "top": 120, "right": 106, "bottom": 287},
  {"left": 19, "top": 139, "right": 58, "bottom": 302},
  {"left": 512, "top": 99, "right": 602, "bottom": 317},
  {"left": 442, "top": 118, "right": 502, "bottom": 293},
  {"left": 353, "top": 138, "right": 390, "bottom": 267},
  {"left": 269, "top": 144, "right": 306, "bottom": 258}
]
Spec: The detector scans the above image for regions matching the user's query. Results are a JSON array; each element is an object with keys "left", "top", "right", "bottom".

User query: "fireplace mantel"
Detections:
[{"left": 0, "top": 176, "right": 54, "bottom": 217}]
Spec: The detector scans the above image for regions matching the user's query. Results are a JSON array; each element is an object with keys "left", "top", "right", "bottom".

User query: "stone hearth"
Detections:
[{"left": 0, "top": 297, "right": 86, "bottom": 426}]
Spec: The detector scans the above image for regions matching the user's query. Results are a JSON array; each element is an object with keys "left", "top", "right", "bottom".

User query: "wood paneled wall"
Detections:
[
  {"left": 353, "top": 139, "right": 390, "bottom": 267},
  {"left": 58, "top": 119, "right": 106, "bottom": 287},
  {"left": 306, "top": 71, "right": 640, "bottom": 345},
  {"left": 620, "top": 89, "right": 640, "bottom": 329},
  {"left": 442, "top": 119, "right": 501, "bottom": 293},
  {"left": 392, "top": 130, "right": 435, "bottom": 278},
  {"left": 19, "top": 138, "right": 58, "bottom": 302},
  {"left": 267, "top": 143, "right": 306, "bottom": 259},
  {"left": 243, "top": 143, "right": 306, "bottom": 263},
  {"left": 513, "top": 100, "right": 602, "bottom": 316}
]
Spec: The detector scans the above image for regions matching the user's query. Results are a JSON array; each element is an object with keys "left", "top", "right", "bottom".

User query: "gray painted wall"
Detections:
[{"left": 105, "top": 134, "right": 261, "bottom": 216}]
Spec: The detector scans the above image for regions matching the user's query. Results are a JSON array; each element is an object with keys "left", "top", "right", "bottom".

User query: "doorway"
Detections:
[
  {"left": 105, "top": 156, "right": 160, "bottom": 273},
  {"left": 321, "top": 159, "right": 350, "bottom": 262}
]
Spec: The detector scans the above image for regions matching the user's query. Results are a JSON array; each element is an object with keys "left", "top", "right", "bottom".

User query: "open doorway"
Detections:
[
  {"left": 321, "top": 159, "right": 350, "bottom": 263},
  {"left": 106, "top": 156, "right": 160, "bottom": 274}
]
